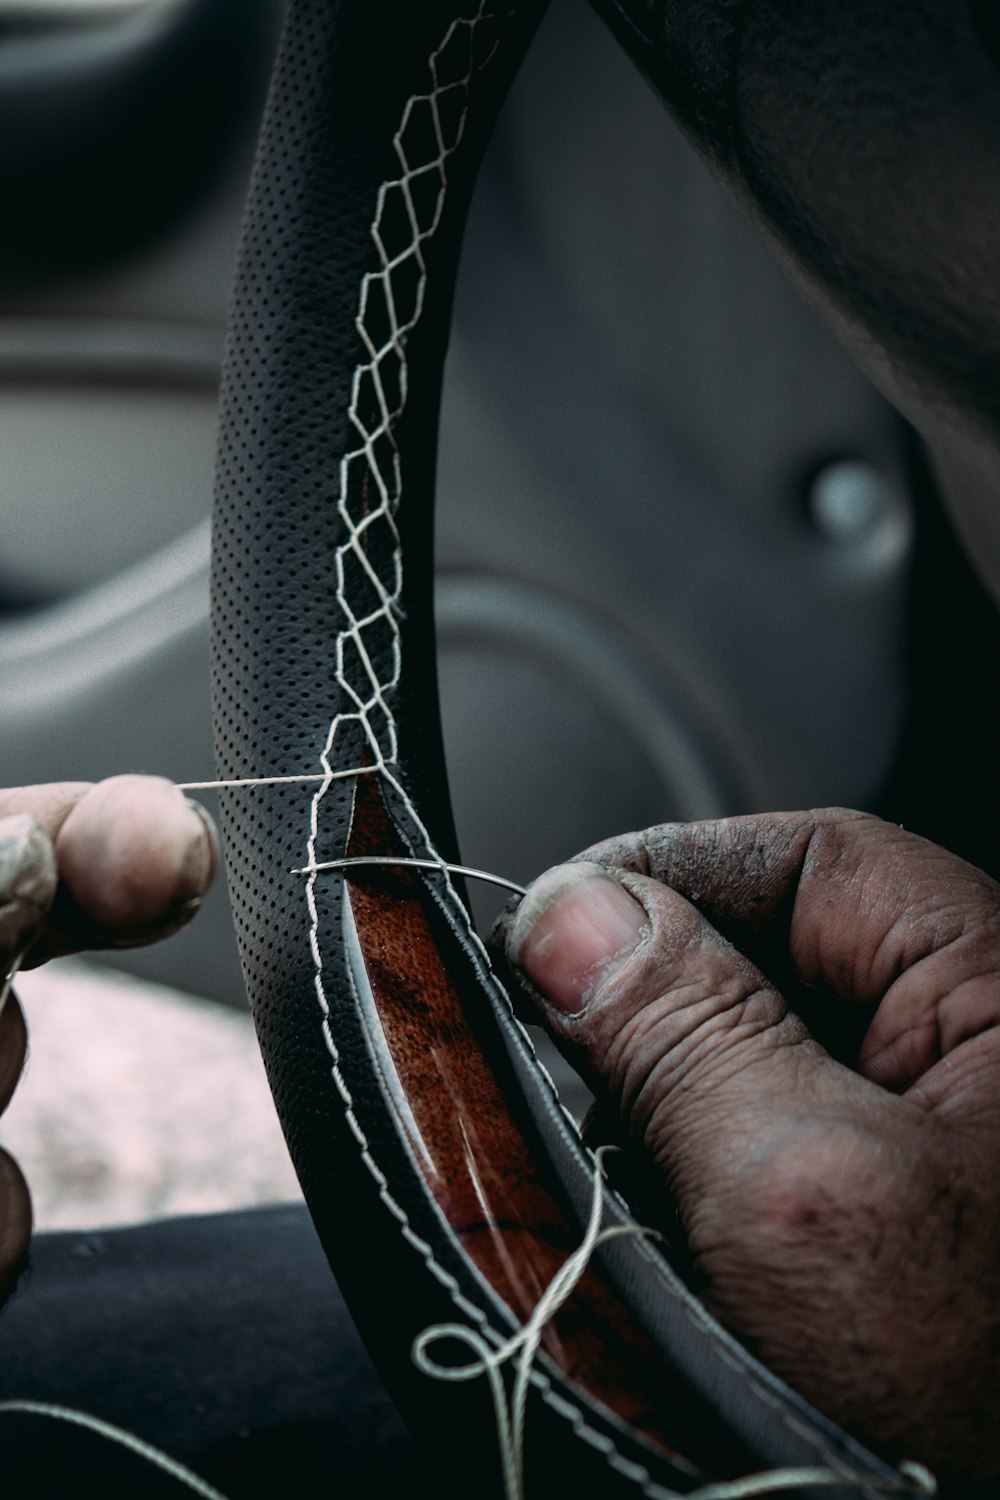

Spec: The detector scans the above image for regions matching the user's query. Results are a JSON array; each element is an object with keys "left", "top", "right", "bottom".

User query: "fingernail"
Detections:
[
  {"left": 0, "top": 816, "right": 54, "bottom": 894},
  {"left": 506, "top": 861, "right": 648, "bottom": 1013},
  {"left": 0, "top": 814, "right": 45, "bottom": 883},
  {"left": 183, "top": 798, "right": 220, "bottom": 893},
  {"left": 0, "top": 815, "right": 56, "bottom": 949}
]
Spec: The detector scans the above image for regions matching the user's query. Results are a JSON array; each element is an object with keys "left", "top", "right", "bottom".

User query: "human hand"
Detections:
[
  {"left": 496, "top": 810, "right": 1000, "bottom": 1485},
  {"left": 0, "top": 776, "right": 218, "bottom": 1297}
]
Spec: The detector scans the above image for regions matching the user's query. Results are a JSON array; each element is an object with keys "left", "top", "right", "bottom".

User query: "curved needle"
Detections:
[{"left": 296, "top": 856, "right": 527, "bottom": 899}]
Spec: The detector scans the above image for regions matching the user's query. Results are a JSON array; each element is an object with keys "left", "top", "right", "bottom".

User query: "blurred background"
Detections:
[{"left": 2, "top": 0, "right": 999, "bottom": 1223}]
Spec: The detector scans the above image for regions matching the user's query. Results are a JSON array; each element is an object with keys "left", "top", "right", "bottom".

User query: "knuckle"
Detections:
[{"left": 602, "top": 964, "right": 779, "bottom": 1135}]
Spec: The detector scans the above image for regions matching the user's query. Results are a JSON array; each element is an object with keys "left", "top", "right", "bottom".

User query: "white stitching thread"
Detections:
[
  {"left": 301, "top": 6, "right": 895, "bottom": 1494},
  {"left": 302, "top": 0, "right": 568, "bottom": 1464},
  {"left": 312, "top": 12, "right": 498, "bottom": 780}
]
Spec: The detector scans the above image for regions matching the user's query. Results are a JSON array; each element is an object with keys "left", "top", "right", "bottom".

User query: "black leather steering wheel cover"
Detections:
[{"left": 212, "top": 3, "right": 922, "bottom": 1493}]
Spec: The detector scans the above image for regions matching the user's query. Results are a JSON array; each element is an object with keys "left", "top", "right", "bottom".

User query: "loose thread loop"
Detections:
[
  {"left": 413, "top": 1145, "right": 661, "bottom": 1500},
  {"left": 411, "top": 1147, "right": 937, "bottom": 1500}
]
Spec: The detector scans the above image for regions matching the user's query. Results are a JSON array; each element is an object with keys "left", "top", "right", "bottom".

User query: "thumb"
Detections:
[
  {"left": 501, "top": 860, "right": 892, "bottom": 1227},
  {"left": 500, "top": 862, "right": 999, "bottom": 1479}
]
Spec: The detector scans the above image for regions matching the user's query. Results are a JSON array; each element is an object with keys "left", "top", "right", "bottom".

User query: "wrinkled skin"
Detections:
[
  {"left": 497, "top": 810, "right": 1000, "bottom": 1488},
  {"left": 3, "top": 782, "right": 998, "bottom": 1485},
  {"left": 0, "top": 776, "right": 218, "bottom": 1301}
]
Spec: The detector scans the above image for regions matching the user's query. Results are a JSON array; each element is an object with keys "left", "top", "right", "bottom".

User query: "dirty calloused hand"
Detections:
[{"left": 0, "top": 776, "right": 218, "bottom": 1299}]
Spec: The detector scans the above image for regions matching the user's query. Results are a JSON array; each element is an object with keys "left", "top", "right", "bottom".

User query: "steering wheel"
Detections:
[{"left": 211, "top": 2, "right": 1000, "bottom": 1494}]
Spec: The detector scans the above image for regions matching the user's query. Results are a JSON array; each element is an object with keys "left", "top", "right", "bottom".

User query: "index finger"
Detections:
[{"left": 0, "top": 778, "right": 218, "bottom": 967}]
